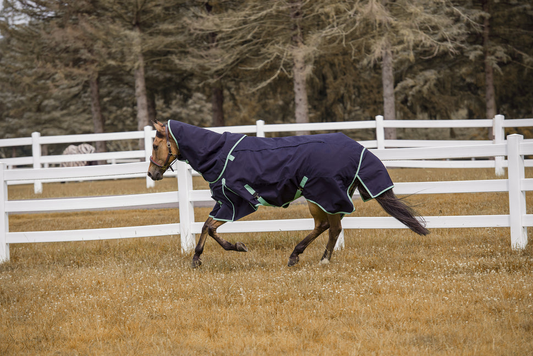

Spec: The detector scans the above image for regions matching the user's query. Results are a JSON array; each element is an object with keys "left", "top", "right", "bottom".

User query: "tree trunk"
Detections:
[
  {"left": 381, "top": 39, "right": 397, "bottom": 140},
  {"left": 483, "top": 0, "right": 496, "bottom": 138},
  {"left": 206, "top": 3, "right": 225, "bottom": 127},
  {"left": 212, "top": 82, "right": 225, "bottom": 127},
  {"left": 134, "top": 25, "right": 150, "bottom": 149},
  {"left": 89, "top": 73, "right": 107, "bottom": 163},
  {"left": 290, "top": 0, "right": 310, "bottom": 135},
  {"left": 147, "top": 90, "right": 157, "bottom": 124},
  {"left": 292, "top": 50, "right": 309, "bottom": 129}
]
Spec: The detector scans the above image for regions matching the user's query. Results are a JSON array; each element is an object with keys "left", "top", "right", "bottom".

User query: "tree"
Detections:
[
  {"left": 2, "top": 0, "right": 532, "bottom": 145},
  {"left": 289, "top": 0, "right": 310, "bottom": 130},
  {"left": 205, "top": 2, "right": 225, "bottom": 127},
  {"left": 393, "top": 0, "right": 533, "bottom": 131},
  {"left": 0, "top": 0, "right": 111, "bottom": 154},
  {"left": 89, "top": 0, "right": 189, "bottom": 145},
  {"left": 0, "top": 8, "right": 82, "bottom": 145},
  {"left": 186, "top": 1, "right": 337, "bottom": 132},
  {"left": 482, "top": 0, "right": 496, "bottom": 125},
  {"left": 475, "top": 0, "right": 533, "bottom": 135},
  {"left": 96, "top": 0, "right": 153, "bottom": 139},
  {"left": 43, "top": 2, "right": 110, "bottom": 154},
  {"left": 175, "top": 1, "right": 251, "bottom": 127},
  {"left": 338, "top": 0, "right": 471, "bottom": 138}
]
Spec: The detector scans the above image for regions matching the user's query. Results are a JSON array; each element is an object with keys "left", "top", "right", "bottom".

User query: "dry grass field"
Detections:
[{"left": 1, "top": 168, "right": 533, "bottom": 355}]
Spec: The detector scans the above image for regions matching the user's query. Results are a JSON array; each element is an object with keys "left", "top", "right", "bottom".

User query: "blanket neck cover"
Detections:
[{"left": 168, "top": 120, "right": 394, "bottom": 222}]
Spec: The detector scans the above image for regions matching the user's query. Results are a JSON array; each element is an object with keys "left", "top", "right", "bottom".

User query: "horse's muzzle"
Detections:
[{"left": 147, "top": 169, "right": 162, "bottom": 181}]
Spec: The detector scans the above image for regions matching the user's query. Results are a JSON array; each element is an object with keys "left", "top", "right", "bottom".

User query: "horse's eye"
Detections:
[{"left": 153, "top": 145, "right": 158, "bottom": 150}]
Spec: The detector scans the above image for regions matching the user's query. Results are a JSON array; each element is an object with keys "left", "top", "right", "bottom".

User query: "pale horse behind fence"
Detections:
[{"left": 60, "top": 143, "right": 96, "bottom": 167}]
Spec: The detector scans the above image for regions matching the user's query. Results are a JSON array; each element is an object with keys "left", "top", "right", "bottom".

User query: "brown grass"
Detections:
[{"left": 1, "top": 168, "right": 533, "bottom": 355}]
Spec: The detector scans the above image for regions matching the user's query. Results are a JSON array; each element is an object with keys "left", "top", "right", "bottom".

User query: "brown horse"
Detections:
[{"left": 147, "top": 120, "right": 429, "bottom": 268}]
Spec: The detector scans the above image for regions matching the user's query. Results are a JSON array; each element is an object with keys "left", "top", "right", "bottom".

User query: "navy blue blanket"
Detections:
[{"left": 168, "top": 120, "right": 393, "bottom": 222}]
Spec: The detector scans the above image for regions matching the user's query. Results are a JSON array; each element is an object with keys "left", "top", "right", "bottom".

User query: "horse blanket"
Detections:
[{"left": 168, "top": 120, "right": 394, "bottom": 222}]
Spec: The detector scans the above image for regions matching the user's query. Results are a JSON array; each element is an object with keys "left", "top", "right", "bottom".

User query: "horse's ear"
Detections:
[{"left": 152, "top": 120, "right": 165, "bottom": 132}]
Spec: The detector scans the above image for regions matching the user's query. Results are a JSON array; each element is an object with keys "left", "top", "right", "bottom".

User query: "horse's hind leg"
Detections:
[
  {"left": 192, "top": 217, "right": 248, "bottom": 268},
  {"left": 319, "top": 214, "right": 343, "bottom": 264},
  {"left": 288, "top": 202, "right": 330, "bottom": 267},
  {"left": 317, "top": 181, "right": 355, "bottom": 264}
]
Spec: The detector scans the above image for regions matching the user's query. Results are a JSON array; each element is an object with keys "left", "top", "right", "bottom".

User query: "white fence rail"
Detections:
[
  {"left": 1, "top": 134, "right": 531, "bottom": 263},
  {"left": 1, "top": 115, "right": 533, "bottom": 194}
]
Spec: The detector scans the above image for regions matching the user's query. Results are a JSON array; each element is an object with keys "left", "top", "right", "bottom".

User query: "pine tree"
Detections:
[
  {"left": 0, "top": 0, "right": 111, "bottom": 153},
  {"left": 475, "top": 0, "right": 533, "bottom": 134},
  {"left": 334, "top": 0, "right": 471, "bottom": 138},
  {"left": 87, "top": 0, "right": 189, "bottom": 145},
  {"left": 174, "top": 1, "right": 253, "bottom": 127},
  {"left": 185, "top": 1, "right": 338, "bottom": 130},
  {"left": 96, "top": 0, "right": 153, "bottom": 140},
  {"left": 393, "top": 0, "right": 533, "bottom": 127},
  {"left": 0, "top": 5, "right": 85, "bottom": 145},
  {"left": 481, "top": 0, "right": 496, "bottom": 125},
  {"left": 2, "top": 0, "right": 532, "bottom": 144},
  {"left": 205, "top": 1, "right": 225, "bottom": 127}
]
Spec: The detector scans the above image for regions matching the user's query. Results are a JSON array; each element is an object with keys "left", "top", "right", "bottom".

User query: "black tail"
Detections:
[{"left": 359, "top": 186, "right": 429, "bottom": 236}]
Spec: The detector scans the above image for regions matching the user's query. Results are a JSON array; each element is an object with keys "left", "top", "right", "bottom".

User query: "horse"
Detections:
[
  {"left": 61, "top": 143, "right": 96, "bottom": 167},
  {"left": 147, "top": 120, "right": 429, "bottom": 268}
]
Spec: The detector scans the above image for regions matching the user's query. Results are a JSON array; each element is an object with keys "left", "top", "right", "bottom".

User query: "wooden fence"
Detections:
[
  {"left": 1, "top": 115, "right": 533, "bottom": 194},
  {"left": 1, "top": 133, "right": 531, "bottom": 263}
]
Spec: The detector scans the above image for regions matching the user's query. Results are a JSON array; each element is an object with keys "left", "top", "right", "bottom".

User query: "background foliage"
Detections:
[{"left": 0, "top": 0, "right": 532, "bottom": 156}]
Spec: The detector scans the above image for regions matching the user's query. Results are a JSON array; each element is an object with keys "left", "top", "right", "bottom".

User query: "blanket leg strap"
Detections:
[
  {"left": 281, "top": 176, "right": 309, "bottom": 208},
  {"left": 244, "top": 184, "right": 273, "bottom": 207},
  {"left": 245, "top": 176, "right": 308, "bottom": 208},
  {"left": 292, "top": 176, "right": 308, "bottom": 201}
]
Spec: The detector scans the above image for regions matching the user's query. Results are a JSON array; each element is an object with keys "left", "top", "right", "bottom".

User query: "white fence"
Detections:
[
  {"left": 1, "top": 133, "right": 531, "bottom": 263},
  {"left": 1, "top": 115, "right": 533, "bottom": 194}
]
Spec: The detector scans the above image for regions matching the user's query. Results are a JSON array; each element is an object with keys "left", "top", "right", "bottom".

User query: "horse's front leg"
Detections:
[
  {"left": 191, "top": 218, "right": 219, "bottom": 268},
  {"left": 191, "top": 217, "right": 248, "bottom": 268}
]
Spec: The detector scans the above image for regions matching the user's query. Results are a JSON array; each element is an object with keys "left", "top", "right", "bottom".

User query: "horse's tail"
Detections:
[{"left": 373, "top": 189, "right": 430, "bottom": 235}]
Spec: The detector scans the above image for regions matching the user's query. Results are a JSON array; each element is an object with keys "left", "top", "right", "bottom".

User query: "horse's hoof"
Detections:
[
  {"left": 235, "top": 242, "right": 248, "bottom": 252},
  {"left": 319, "top": 258, "right": 330, "bottom": 265},
  {"left": 191, "top": 258, "right": 202, "bottom": 268},
  {"left": 287, "top": 256, "right": 299, "bottom": 267}
]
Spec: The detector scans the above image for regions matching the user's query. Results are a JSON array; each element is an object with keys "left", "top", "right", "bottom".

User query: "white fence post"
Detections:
[
  {"left": 507, "top": 134, "right": 527, "bottom": 250},
  {"left": 0, "top": 163, "right": 9, "bottom": 262},
  {"left": 31, "top": 132, "right": 43, "bottom": 194},
  {"left": 494, "top": 114, "right": 505, "bottom": 176},
  {"left": 177, "top": 161, "right": 196, "bottom": 253},
  {"left": 375, "top": 115, "right": 385, "bottom": 150},
  {"left": 144, "top": 125, "right": 155, "bottom": 188},
  {"left": 256, "top": 120, "right": 265, "bottom": 138}
]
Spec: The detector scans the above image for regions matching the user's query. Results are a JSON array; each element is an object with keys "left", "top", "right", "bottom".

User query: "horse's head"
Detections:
[{"left": 147, "top": 120, "right": 179, "bottom": 181}]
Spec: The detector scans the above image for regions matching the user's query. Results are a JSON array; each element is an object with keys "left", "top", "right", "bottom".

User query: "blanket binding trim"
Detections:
[
  {"left": 168, "top": 125, "right": 180, "bottom": 151},
  {"left": 304, "top": 149, "right": 363, "bottom": 216},
  {"left": 356, "top": 148, "right": 394, "bottom": 202},
  {"left": 208, "top": 135, "right": 247, "bottom": 184},
  {"left": 168, "top": 126, "right": 246, "bottom": 184},
  {"left": 216, "top": 178, "right": 236, "bottom": 222}
]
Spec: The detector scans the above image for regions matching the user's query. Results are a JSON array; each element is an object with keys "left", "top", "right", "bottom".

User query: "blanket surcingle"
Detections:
[{"left": 168, "top": 120, "right": 394, "bottom": 222}]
